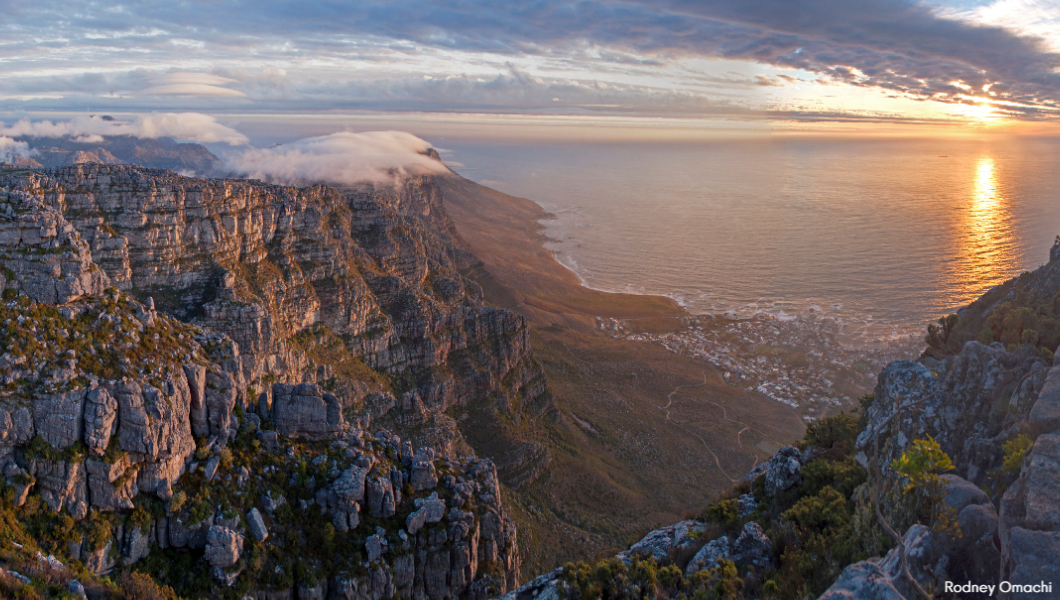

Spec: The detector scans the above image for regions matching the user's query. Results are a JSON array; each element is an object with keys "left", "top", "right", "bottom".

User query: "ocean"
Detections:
[{"left": 445, "top": 135, "right": 1060, "bottom": 347}]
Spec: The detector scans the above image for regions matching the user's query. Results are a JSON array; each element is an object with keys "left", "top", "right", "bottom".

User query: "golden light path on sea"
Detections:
[{"left": 957, "top": 155, "right": 1014, "bottom": 304}]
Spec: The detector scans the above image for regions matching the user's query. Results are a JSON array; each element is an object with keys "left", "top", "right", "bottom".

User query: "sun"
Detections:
[{"left": 959, "top": 102, "right": 1001, "bottom": 123}]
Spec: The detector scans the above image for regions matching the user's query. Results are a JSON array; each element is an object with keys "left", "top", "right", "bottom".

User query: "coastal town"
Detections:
[{"left": 597, "top": 312, "right": 923, "bottom": 420}]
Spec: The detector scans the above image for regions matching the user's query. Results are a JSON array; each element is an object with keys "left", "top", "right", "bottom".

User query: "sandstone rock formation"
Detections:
[
  {"left": 0, "top": 160, "right": 531, "bottom": 597},
  {"left": 858, "top": 341, "right": 1048, "bottom": 489},
  {"left": 0, "top": 163, "right": 553, "bottom": 487}
]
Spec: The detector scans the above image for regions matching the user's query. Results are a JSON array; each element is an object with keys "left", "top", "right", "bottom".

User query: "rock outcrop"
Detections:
[
  {"left": 820, "top": 474, "right": 1000, "bottom": 599},
  {"left": 0, "top": 164, "right": 554, "bottom": 487},
  {"left": 999, "top": 432, "right": 1060, "bottom": 595},
  {"left": 0, "top": 160, "right": 532, "bottom": 597},
  {"left": 857, "top": 341, "right": 1048, "bottom": 488},
  {"left": 764, "top": 445, "right": 802, "bottom": 496}
]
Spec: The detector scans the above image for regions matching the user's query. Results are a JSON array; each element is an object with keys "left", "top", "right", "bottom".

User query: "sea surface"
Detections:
[{"left": 444, "top": 136, "right": 1060, "bottom": 347}]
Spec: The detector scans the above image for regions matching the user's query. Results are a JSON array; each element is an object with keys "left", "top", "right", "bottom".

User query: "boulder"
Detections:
[
  {"left": 205, "top": 455, "right": 221, "bottom": 481},
  {"left": 731, "top": 521, "right": 771, "bottom": 568},
  {"left": 820, "top": 525, "right": 935, "bottom": 600},
  {"left": 406, "top": 506, "right": 428, "bottom": 535},
  {"left": 411, "top": 458, "right": 438, "bottom": 491},
  {"left": 0, "top": 406, "right": 33, "bottom": 444},
  {"left": 626, "top": 520, "right": 706, "bottom": 563},
  {"left": 685, "top": 536, "right": 730, "bottom": 575},
  {"left": 764, "top": 446, "right": 802, "bottom": 496},
  {"left": 205, "top": 371, "right": 237, "bottom": 439},
  {"left": 417, "top": 492, "right": 447, "bottom": 523},
  {"left": 204, "top": 525, "right": 244, "bottom": 569},
  {"left": 367, "top": 473, "right": 396, "bottom": 518},
  {"left": 1000, "top": 432, "right": 1060, "bottom": 590},
  {"left": 365, "top": 533, "right": 387, "bottom": 563},
  {"left": 83, "top": 386, "right": 118, "bottom": 455},
  {"left": 247, "top": 508, "right": 268, "bottom": 542},
  {"left": 940, "top": 474, "right": 990, "bottom": 514},
  {"left": 1007, "top": 528, "right": 1060, "bottom": 592},
  {"left": 818, "top": 561, "right": 906, "bottom": 600},
  {"left": 32, "top": 390, "right": 85, "bottom": 449},
  {"left": 183, "top": 363, "right": 208, "bottom": 438},
  {"left": 334, "top": 465, "right": 369, "bottom": 504},
  {"left": 1030, "top": 366, "right": 1060, "bottom": 434},
  {"left": 270, "top": 383, "right": 343, "bottom": 439},
  {"left": 123, "top": 525, "right": 150, "bottom": 565}
]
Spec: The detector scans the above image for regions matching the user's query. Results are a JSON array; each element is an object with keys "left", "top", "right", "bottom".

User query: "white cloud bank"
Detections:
[
  {"left": 0, "top": 113, "right": 447, "bottom": 186},
  {"left": 0, "top": 137, "right": 33, "bottom": 162},
  {"left": 0, "top": 113, "right": 248, "bottom": 145},
  {"left": 227, "top": 131, "right": 448, "bottom": 185}
]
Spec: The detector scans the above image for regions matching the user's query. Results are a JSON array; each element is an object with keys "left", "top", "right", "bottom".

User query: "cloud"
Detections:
[
  {"left": 226, "top": 131, "right": 448, "bottom": 185},
  {"left": 0, "top": 113, "right": 248, "bottom": 145},
  {"left": 139, "top": 72, "right": 246, "bottom": 97},
  {"left": 140, "top": 83, "right": 247, "bottom": 97},
  {"left": 285, "top": 66, "right": 758, "bottom": 116},
  {"left": 0, "top": 136, "right": 33, "bottom": 162},
  {"left": 0, "top": 1, "right": 1058, "bottom": 120},
  {"left": 958, "top": 0, "right": 1060, "bottom": 51}
]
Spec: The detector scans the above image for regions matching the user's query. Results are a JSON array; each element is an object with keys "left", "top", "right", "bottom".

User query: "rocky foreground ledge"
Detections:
[{"left": 501, "top": 329, "right": 1060, "bottom": 600}]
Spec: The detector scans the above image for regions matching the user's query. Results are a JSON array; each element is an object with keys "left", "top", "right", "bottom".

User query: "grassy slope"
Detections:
[{"left": 438, "top": 174, "right": 806, "bottom": 575}]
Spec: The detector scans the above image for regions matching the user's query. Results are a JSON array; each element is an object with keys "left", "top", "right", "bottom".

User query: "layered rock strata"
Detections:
[
  {"left": 0, "top": 164, "right": 553, "bottom": 486},
  {"left": 0, "top": 162, "right": 531, "bottom": 597}
]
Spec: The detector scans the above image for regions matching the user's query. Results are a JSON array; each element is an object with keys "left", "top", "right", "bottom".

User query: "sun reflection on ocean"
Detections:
[{"left": 955, "top": 156, "right": 1014, "bottom": 305}]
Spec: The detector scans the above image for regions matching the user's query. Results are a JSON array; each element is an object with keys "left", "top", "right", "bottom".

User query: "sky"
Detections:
[{"left": 2, "top": 0, "right": 1060, "bottom": 139}]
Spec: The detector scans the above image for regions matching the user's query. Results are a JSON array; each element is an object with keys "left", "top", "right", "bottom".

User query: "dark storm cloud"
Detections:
[{"left": 2, "top": 0, "right": 1059, "bottom": 118}]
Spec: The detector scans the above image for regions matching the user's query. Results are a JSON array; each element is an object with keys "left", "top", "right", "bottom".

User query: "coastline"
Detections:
[{"left": 438, "top": 171, "right": 811, "bottom": 572}]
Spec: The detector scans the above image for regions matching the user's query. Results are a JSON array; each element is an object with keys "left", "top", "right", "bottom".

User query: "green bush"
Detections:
[
  {"left": 783, "top": 486, "right": 849, "bottom": 532},
  {"left": 168, "top": 491, "right": 187, "bottom": 513},
  {"left": 891, "top": 436, "right": 958, "bottom": 537},
  {"left": 803, "top": 413, "right": 861, "bottom": 450},
  {"left": 800, "top": 457, "right": 865, "bottom": 498},
  {"left": 705, "top": 498, "right": 740, "bottom": 531},
  {"left": 1002, "top": 434, "right": 1033, "bottom": 475}
]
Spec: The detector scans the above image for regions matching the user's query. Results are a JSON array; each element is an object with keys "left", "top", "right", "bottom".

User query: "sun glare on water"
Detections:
[{"left": 955, "top": 156, "right": 1014, "bottom": 305}]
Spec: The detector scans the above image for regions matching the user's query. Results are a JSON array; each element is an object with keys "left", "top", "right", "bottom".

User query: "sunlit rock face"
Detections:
[
  {"left": 0, "top": 163, "right": 552, "bottom": 486},
  {"left": 0, "top": 161, "right": 535, "bottom": 595}
]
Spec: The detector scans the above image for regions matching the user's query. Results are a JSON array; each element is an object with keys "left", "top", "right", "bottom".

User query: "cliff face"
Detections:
[
  {"left": 0, "top": 162, "right": 548, "bottom": 598},
  {"left": 0, "top": 164, "right": 553, "bottom": 487}
]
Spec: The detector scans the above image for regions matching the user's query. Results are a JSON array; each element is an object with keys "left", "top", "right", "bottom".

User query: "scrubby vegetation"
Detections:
[
  {"left": 924, "top": 273, "right": 1060, "bottom": 361},
  {"left": 0, "top": 480, "right": 189, "bottom": 599},
  {"left": 550, "top": 401, "right": 965, "bottom": 600},
  {"left": 0, "top": 289, "right": 209, "bottom": 398},
  {"left": 560, "top": 556, "right": 746, "bottom": 600}
]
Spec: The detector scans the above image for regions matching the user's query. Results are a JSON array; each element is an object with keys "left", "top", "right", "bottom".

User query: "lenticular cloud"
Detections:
[{"left": 227, "top": 131, "right": 448, "bottom": 186}]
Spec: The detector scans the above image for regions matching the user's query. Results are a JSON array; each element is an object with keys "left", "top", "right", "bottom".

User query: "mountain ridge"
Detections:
[{"left": 0, "top": 157, "right": 558, "bottom": 598}]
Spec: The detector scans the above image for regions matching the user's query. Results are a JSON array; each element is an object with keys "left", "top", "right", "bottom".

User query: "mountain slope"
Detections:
[
  {"left": 0, "top": 162, "right": 552, "bottom": 599},
  {"left": 12, "top": 135, "right": 225, "bottom": 175},
  {"left": 438, "top": 173, "right": 806, "bottom": 573}
]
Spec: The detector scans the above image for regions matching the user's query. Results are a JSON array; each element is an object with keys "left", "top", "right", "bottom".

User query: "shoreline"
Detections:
[
  {"left": 441, "top": 171, "right": 921, "bottom": 416},
  {"left": 526, "top": 186, "right": 936, "bottom": 351},
  {"left": 438, "top": 171, "right": 811, "bottom": 572}
]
